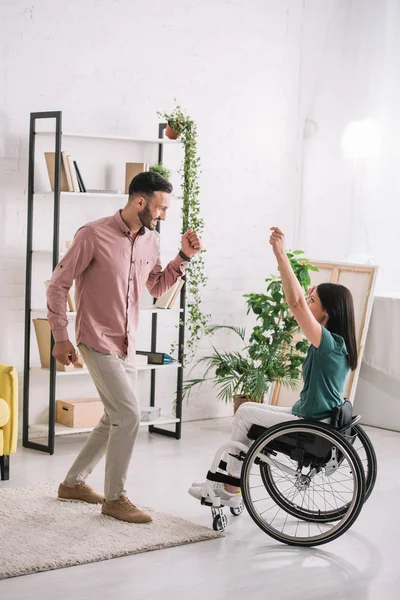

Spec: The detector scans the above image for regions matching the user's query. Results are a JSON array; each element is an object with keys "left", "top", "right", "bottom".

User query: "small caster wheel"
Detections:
[
  {"left": 211, "top": 507, "right": 223, "bottom": 519},
  {"left": 213, "top": 513, "right": 227, "bottom": 532},
  {"left": 230, "top": 502, "right": 244, "bottom": 517}
]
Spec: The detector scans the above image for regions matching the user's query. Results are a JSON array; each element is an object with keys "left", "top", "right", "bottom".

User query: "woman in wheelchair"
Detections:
[{"left": 188, "top": 227, "right": 374, "bottom": 545}]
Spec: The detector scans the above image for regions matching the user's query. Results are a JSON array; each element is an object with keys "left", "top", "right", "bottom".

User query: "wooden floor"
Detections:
[{"left": 1, "top": 418, "right": 399, "bottom": 599}]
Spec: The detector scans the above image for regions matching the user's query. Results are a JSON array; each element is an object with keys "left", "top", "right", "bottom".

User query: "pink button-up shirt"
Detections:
[{"left": 46, "top": 210, "right": 187, "bottom": 357}]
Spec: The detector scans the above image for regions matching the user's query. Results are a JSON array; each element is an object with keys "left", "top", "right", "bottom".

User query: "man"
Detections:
[{"left": 47, "top": 171, "right": 202, "bottom": 523}]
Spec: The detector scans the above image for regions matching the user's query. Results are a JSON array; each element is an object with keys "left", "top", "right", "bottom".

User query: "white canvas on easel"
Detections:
[{"left": 270, "top": 261, "right": 377, "bottom": 408}]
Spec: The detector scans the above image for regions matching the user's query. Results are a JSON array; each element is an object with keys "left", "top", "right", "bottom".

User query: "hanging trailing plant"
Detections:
[{"left": 157, "top": 102, "right": 210, "bottom": 363}]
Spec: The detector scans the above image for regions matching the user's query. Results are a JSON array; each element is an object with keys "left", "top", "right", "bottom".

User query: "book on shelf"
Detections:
[
  {"left": 67, "top": 155, "right": 80, "bottom": 192},
  {"left": 33, "top": 318, "right": 85, "bottom": 372},
  {"left": 135, "top": 351, "right": 175, "bottom": 365},
  {"left": 67, "top": 288, "right": 76, "bottom": 312},
  {"left": 44, "top": 152, "right": 71, "bottom": 192},
  {"left": 125, "top": 162, "right": 149, "bottom": 194},
  {"left": 62, "top": 152, "right": 74, "bottom": 191},
  {"left": 135, "top": 353, "right": 149, "bottom": 366},
  {"left": 154, "top": 279, "right": 184, "bottom": 310},
  {"left": 73, "top": 160, "right": 86, "bottom": 192}
]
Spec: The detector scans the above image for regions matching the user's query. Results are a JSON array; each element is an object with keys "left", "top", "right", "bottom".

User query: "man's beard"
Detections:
[{"left": 138, "top": 203, "right": 156, "bottom": 230}]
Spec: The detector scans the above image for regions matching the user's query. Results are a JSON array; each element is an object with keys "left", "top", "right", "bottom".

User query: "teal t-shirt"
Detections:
[{"left": 292, "top": 326, "right": 349, "bottom": 420}]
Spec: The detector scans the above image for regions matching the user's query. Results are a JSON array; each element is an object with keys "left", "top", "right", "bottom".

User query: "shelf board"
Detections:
[
  {"left": 35, "top": 132, "right": 181, "bottom": 144},
  {"left": 34, "top": 192, "right": 128, "bottom": 200},
  {"left": 31, "top": 362, "right": 181, "bottom": 376},
  {"left": 31, "top": 307, "right": 183, "bottom": 316},
  {"left": 29, "top": 417, "right": 180, "bottom": 438}
]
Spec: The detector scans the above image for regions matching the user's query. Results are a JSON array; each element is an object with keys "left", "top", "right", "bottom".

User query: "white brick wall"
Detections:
[{"left": 1, "top": 0, "right": 399, "bottom": 428}]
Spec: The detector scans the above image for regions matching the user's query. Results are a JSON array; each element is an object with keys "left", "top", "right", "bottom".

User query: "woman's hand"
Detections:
[
  {"left": 269, "top": 227, "right": 285, "bottom": 256},
  {"left": 306, "top": 285, "right": 317, "bottom": 299}
]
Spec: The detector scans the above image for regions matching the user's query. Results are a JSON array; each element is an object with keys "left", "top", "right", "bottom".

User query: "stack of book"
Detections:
[
  {"left": 136, "top": 351, "right": 175, "bottom": 365},
  {"left": 45, "top": 152, "right": 86, "bottom": 192}
]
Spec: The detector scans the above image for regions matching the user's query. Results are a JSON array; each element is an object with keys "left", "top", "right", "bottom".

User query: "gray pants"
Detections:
[{"left": 65, "top": 344, "right": 140, "bottom": 501}]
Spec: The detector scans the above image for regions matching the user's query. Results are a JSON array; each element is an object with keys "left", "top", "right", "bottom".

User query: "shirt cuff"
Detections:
[
  {"left": 52, "top": 328, "right": 70, "bottom": 343},
  {"left": 172, "top": 254, "right": 189, "bottom": 273}
]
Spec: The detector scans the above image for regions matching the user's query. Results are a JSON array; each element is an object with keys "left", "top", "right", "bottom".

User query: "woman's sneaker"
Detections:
[{"left": 189, "top": 481, "right": 242, "bottom": 508}]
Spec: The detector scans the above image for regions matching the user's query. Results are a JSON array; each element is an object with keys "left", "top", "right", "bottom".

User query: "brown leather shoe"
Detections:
[
  {"left": 58, "top": 482, "right": 104, "bottom": 504},
  {"left": 101, "top": 495, "right": 152, "bottom": 523}
]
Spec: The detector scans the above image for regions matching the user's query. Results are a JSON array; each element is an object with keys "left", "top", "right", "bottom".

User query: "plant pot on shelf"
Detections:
[
  {"left": 165, "top": 123, "right": 179, "bottom": 140},
  {"left": 232, "top": 394, "right": 264, "bottom": 415}
]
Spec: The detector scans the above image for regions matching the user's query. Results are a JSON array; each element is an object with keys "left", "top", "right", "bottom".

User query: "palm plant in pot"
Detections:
[{"left": 183, "top": 251, "right": 317, "bottom": 413}]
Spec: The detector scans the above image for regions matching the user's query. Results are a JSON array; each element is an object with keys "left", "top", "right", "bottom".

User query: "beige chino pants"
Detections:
[{"left": 65, "top": 343, "right": 140, "bottom": 501}]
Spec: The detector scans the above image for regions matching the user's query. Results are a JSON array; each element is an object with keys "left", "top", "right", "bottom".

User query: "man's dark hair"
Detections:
[{"left": 128, "top": 171, "right": 173, "bottom": 199}]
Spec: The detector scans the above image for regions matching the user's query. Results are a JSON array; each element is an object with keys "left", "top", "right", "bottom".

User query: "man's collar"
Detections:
[{"left": 114, "top": 210, "right": 146, "bottom": 237}]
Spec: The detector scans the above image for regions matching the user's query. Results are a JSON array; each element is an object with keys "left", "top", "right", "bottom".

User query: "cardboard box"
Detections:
[{"left": 56, "top": 398, "right": 104, "bottom": 428}]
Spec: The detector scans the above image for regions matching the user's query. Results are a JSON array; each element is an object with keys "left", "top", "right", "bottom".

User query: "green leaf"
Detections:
[{"left": 208, "top": 324, "right": 247, "bottom": 341}]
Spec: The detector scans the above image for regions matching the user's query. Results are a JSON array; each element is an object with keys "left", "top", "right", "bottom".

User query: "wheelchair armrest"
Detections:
[
  {"left": 339, "top": 414, "right": 362, "bottom": 432},
  {"left": 247, "top": 424, "right": 268, "bottom": 440},
  {"left": 331, "top": 399, "right": 353, "bottom": 430}
]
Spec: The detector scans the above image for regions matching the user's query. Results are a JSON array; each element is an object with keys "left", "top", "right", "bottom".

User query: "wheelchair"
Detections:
[{"left": 197, "top": 402, "right": 377, "bottom": 547}]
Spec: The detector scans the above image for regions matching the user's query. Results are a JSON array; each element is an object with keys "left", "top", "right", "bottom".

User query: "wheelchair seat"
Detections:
[{"left": 247, "top": 399, "right": 359, "bottom": 442}]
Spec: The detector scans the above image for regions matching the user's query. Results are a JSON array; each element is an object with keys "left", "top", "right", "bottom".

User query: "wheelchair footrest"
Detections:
[
  {"left": 206, "top": 470, "right": 241, "bottom": 487},
  {"left": 200, "top": 497, "right": 215, "bottom": 508}
]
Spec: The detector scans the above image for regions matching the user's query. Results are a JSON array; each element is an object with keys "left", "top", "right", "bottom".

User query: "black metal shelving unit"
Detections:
[{"left": 23, "top": 111, "right": 185, "bottom": 454}]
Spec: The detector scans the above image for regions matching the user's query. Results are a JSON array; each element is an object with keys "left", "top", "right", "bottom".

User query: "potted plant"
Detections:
[
  {"left": 183, "top": 251, "right": 317, "bottom": 412},
  {"left": 161, "top": 107, "right": 189, "bottom": 140},
  {"left": 149, "top": 163, "right": 171, "bottom": 180},
  {"left": 158, "top": 102, "right": 209, "bottom": 363}
]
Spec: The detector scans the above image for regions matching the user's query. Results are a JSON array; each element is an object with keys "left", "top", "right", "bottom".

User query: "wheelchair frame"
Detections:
[{"left": 196, "top": 416, "right": 377, "bottom": 547}]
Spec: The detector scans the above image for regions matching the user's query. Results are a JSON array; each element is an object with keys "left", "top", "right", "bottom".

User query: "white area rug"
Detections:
[{"left": 0, "top": 482, "right": 221, "bottom": 579}]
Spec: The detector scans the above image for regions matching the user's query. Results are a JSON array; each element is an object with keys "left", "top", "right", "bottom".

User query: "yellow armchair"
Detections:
[{"left": 0, "top": 363, "right": 18, "bottom": 480}]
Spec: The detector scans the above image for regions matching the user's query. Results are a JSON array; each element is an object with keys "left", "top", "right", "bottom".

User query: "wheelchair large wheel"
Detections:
[
  {"left": 241, "top": 421, "right": 366, "bottom": 547},
  {"left": 352, "top": 424, "right": 377, "bottom": 501},
  {"left": 259, "top": 422, "right": 377, "bottom": 524}
]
